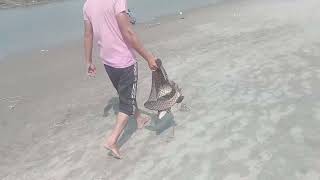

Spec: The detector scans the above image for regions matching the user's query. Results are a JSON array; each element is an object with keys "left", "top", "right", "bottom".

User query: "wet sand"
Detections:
[{"left": 1, "top": 0, "right": 320, "bottom": 179}]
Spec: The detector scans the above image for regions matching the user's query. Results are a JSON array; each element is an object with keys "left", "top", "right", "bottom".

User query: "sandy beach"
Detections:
[{"left": 1, "top": 0, "right": 320, "bottom": 179}]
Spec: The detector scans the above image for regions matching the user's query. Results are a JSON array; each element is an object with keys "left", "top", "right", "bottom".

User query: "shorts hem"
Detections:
[{"left": 103, "top": 61, "right": 136, "bottom": 69}]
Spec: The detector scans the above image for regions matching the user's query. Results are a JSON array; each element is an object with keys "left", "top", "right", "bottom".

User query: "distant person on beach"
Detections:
[{"left": 83, "top": 0, "right": 158, "bottom": 159}]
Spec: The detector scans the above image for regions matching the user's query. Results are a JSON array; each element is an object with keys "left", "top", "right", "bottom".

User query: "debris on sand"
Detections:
[
  {"left": 40, "top": 49, "right": 49, "bottom": 53},
  {"left": 179, "top": 11, "right": 185, "bottom": 19},
  {"left": 1, "top": 96, "right": 26, "bottom": 111},
  {"left": 8, "top": 104, "right": 16, "bottom": 110}
]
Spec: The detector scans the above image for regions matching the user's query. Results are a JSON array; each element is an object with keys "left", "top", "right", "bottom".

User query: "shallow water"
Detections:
[{"left": 0, "top": 0, "right": 222, "bottom": 60}]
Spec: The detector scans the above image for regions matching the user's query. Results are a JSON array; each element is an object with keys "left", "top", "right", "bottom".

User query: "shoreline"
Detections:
[
  {"left": 0, "top": 0, "right": 226, "bottom": 60},
  {"left": 0, "top": 0, "right": 66, "bottom": 10},
  {"left": 0, "top": 0, "right": 231, "bottom": 63}
]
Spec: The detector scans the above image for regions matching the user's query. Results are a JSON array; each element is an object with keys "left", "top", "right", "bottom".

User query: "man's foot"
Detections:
[
  {"left": 136, "top": 112, "right": 151, "bottom": 129},
  {"left": 104, "top": 142, "right": 121, "bottom": 159}
]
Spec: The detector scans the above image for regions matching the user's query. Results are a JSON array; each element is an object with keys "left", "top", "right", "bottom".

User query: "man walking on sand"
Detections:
[{"left": 83, "top": 0, "right": 158, "bottom": 159}]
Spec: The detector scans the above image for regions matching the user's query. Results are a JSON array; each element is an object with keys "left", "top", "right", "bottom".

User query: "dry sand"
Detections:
[{"left": 1, "top": 0, "right": 320, "bottom": 179}]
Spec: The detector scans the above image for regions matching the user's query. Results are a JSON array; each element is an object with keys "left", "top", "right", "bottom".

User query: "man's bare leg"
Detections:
[{"left": 104, "top": 112, "right": 129, "bottom": 158}]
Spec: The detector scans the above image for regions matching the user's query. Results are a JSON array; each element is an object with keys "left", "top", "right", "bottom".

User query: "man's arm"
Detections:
[
  {"left": 84, "top": 20, "right": 96, "bottom": 76},
  {"left": 84, "top": 20, "right": 93, "bottom": 65},
  {"left": 116, "top": 12, "right": 158, "bottom": 70}
]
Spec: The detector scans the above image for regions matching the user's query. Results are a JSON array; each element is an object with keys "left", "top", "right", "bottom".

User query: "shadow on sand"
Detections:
[{"left": 103, "top": 97, "right": 176, "bottom": 147}]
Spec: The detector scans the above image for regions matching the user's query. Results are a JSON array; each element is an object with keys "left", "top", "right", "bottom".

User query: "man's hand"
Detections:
[
  {"left": 87, "top": 63, "right": 96, "bottom": 77},
  {"left": 147, "top": 57, "right": 158, "bottom": 71}
]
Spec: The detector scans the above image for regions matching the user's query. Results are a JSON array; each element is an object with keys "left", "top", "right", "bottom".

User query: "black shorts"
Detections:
[{"left": 104, "top": 63, "right": 138, "bottom": 116}]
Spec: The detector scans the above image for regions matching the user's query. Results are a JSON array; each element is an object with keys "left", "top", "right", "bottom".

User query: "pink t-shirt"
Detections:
[{"left": 83, "top": 0, "right": 136, "bottom": 68}]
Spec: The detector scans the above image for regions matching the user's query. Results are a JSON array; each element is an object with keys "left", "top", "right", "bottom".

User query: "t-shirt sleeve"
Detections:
[
  {"left": 83, "top": 5, "right": 90, "bottom": 21},
  {"left": 114, "top": 0, "right": 128, "bottom": 15}
]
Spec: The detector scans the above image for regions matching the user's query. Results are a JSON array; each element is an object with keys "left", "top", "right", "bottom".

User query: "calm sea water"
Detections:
[{"left": 0, "top": 0, "right": 222, "bottom": 60}]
